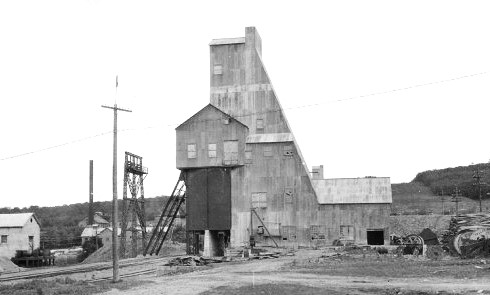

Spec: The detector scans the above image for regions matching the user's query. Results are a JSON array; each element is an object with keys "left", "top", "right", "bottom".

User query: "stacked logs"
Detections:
[{"left": 440, "top": 213, "right": 490, "bottom": 257}]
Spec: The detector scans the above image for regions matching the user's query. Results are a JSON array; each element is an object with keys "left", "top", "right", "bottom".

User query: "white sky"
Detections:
[{"left": 1, "top": 1, "right": 489, "bottom": 208}]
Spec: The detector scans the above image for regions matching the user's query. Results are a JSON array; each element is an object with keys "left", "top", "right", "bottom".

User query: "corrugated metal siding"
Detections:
[{"left": 312, "top": 178, "right": 392, "bottom": 204}]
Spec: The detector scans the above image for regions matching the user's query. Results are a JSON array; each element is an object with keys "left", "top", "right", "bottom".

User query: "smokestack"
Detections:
[
  {"left": 89, "top": 160, "right": 94, "bottom": 225},
  {"left": 312, "top": 165, "right": 324, "bottom": 180}
]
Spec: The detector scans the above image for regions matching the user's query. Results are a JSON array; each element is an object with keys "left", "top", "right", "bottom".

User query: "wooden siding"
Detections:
[
  {"left": 178, "top": 27, "right": 392, "bottom": 248},
  {"left": 0, "top": 218, "right": 40, "bottom": 258},
  {"left": 312, "top": 178, "right": 393, "bottom": 204},
  {"left": 176, "top": 105, "right": 248, "bottom": 169}
]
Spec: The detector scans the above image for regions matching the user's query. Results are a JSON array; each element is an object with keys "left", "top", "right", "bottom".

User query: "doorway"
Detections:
[{"left": 367, "top": 229, "right": 384, "bottom": 245}]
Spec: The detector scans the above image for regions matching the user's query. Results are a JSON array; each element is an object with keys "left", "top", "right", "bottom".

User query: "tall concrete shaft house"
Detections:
[{"left": 176, "top": 27, "right": 392, "bottom": 255}]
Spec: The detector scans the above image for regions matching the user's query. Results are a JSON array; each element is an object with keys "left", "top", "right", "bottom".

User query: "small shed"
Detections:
[{"left": 0, "top": 213, "right": 41, "bottom": 258}]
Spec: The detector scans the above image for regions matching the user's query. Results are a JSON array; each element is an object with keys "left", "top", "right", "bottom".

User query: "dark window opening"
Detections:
[{"left": 367, "top": 230, "right": 384, "bottom": 245}]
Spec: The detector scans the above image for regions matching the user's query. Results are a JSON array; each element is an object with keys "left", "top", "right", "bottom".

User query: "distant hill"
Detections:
[
  {"left": 391, "top": 182, "right": 490, "bottom": 215},
  {"left": 412, "top": 163, "right": 490, "bottom": 199},
  {"left": 391, "top": 162, "right": 490, "bottom": 215}
]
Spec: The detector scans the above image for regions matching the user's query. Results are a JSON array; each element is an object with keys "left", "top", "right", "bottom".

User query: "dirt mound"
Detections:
[
  {"left": 0, "top": 256, "right": 21, "bottom": 273},
  {"left": 82, "top": 244, "right": 112, "bottom": 264}
]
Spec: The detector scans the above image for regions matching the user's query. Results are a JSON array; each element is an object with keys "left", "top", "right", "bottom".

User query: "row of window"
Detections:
[
  {"left": 187, "top": 144, "right": 294, "bottom": 159},
  {"left": 281, "top": 225, "right": 355, "bottom": 241},
  {"left": 187, "top": 143, "right": 217, "bottom": 159},
  {"left": 251, "top": 189, "right": 295, "bottom": 209},
  {"left": 0, "top": 235, "right": 34, "bottom": 244}
]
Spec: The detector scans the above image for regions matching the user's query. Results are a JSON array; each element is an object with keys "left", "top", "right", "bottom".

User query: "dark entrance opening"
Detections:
[{"left": 367, "top": 230, "right": 384, "bottom": 245}]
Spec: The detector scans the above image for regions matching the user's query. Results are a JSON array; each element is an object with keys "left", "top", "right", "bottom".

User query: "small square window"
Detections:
[
  {"left": 187, "top": 144, "right": 197, "bottom": 159},
  {"left": 281, "top": 226, "right": 297, "bottom": 241},
  {"left": 264, "top": 146, "right": 273, "bottom": 157},
  {"left": 222, "top": 118, "right": 230, "bottom": 125},
  {"left": 283, "top": 145, "right": 293, "bottom": 156},
  {"left": 251, "top": 192, "right": 267, "bottom": 208},
  {"left": 309, "top": 225, "right": 326, "bottom": 240},
  {"left": 1, "top": 235, "right": 7, "bottom": 244},
  {"left": 245, "top": 150, "right": 252, "bottom": 164},
  {"left": 245, "top": 146, "right": 253, "bottom": 164},
  {"left": 340, "top": 225, "right": 354, "bottom": 240},
  {"left": 256, "top": 119, "right": 264, "bottom": 130},
  {"left": 208, "top": 143, "right": 217, "bottom": 158},
  {"left": 284, "top": 188, "right": 294, "bottom": 203},
  {"left": 214, "top": 64, "right": 223, "bottom": 75}
]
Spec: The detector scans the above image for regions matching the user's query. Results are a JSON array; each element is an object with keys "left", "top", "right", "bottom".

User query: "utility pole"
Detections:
[
  {"left": 473, "top": 165, "right": 486, "bottom": 212},
  {"left": 101, "top": 102, "right": 131, "bottom": 283},
  {"left": 440, "top": 188, "right": 445, "bottom": 215},
  {"left": 89, "top": 160, "right": 94, "bottom": 225},
  {"left": 451, "top": 186, "right": 462, "bottom": 217}
]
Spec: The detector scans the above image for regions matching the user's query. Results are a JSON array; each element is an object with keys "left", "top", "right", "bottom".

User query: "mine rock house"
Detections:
[
  {"left": 0, "top": 213, "right": 41, "bottom": 258},
  {"left": 176, "top": 27, "right": 392, "bottom": 256}
]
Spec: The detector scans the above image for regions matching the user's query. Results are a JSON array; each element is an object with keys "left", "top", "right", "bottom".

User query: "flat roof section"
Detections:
[
  {"left": 209, "top": 37, "right": 246, "bottom": 46},
  {"left": 246, "top": 133, "right": 294, "bottom": 143}
]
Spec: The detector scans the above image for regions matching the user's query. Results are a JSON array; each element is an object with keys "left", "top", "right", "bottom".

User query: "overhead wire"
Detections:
[{"left": 0, "top": 71, "right": 487, "bottom": 161}]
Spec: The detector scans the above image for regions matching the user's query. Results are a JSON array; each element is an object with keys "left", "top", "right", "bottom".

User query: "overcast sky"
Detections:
[{"left": 1, "top": 1, "right": 489, "bottom": 208}]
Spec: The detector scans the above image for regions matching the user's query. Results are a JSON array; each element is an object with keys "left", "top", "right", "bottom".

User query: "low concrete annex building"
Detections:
[
  {"left": 176, "top": 27, "right": 392, "bottom": 255},
  {"left": 0, "top": 213, "right": 41, "bottom": 258}
]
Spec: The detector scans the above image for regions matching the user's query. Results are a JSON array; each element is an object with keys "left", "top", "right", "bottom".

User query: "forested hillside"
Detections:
[
  {"left": 0, "top": 196, "right": 171, "bottom": 249},
  {"left": 413, "top": 163, "right": 490, "bottom": 199}
]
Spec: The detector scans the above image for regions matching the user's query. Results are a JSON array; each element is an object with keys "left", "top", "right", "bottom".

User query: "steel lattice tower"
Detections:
[{"left": 120, "top": 152, "right": 148, "bottom": 258}]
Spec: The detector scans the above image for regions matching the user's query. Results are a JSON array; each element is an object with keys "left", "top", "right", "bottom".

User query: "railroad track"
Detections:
[{"left": 0, "top": 255, "right": 176, "bottom": 282}]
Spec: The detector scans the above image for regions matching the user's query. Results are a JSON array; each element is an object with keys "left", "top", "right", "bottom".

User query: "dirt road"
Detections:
[{"left": 101, "top": 253, "right": 490, "bottom": 295}]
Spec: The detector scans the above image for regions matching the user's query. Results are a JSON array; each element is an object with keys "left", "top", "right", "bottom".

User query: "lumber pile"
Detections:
[
  {"left": 441, "top": 213, "right": 490, "bottom": 257},
  {"left": 165, "top": 256, "right": 228, "bottom": 266}
]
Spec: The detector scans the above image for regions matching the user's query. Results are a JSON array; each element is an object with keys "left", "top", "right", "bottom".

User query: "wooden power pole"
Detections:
[
  {"left": 89, "top": 160, "right": 94, "bottom": 225},
  {"left": 102, "top": 103, "right": 131, "bottom": 283},
  {"left": 451, "top": 186, "right": 462, "bottom": 217},
  {"left": 473, "top": 165, "right": 486, "bottom": 213}
]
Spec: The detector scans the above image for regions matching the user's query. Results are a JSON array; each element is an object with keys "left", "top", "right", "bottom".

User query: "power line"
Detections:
[
  {"left": 0, "top": 71, "right": 487, "bottom": 161},
  {"left": 0, "top": 131, "right": 113, "bottom": 161}
]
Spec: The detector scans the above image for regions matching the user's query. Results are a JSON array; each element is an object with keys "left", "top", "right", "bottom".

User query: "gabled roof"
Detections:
[
  {"left": 79, "top": 214, "right": 110, "bottom": 225},
  {"left": 176, "top": 104, "right": 248, "bottom": 130},
  {"left": 0, "top": 213, "right": 40, "bottom": 228}
]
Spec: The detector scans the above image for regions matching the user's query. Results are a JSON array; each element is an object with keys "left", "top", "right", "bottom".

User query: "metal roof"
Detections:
[
  {"left": 0, "top": 213, "right": 39, "bottom": 228},
  {"left": 176, "top": 104, "right": 248, "bottom": 130},
  {"left": 312, "top": 177, "right": 392, "bottom": 204},
  {"left": 246, "top": 133, "right": 294, "bottom": 143}
]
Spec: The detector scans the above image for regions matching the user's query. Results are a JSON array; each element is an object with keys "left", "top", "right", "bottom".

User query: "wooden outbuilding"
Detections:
[{"left": 0, "top": 213, "right": 41, "bottom": 258}]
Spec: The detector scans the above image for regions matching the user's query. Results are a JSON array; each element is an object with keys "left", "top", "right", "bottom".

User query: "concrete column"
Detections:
[
  {"left": 203, "top": 230, "right": 212, "bottom": 257},
  {"left": 203, "top": 230, "right": 219, "bottom": 257}
]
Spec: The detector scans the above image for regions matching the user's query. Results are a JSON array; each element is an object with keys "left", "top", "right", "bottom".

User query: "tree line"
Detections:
[
  {"left": 412, "top": 163, "right": 490, "bottom": 199},
  {"left": 0, "top": 195, "right": 175, "bottom": 249}
]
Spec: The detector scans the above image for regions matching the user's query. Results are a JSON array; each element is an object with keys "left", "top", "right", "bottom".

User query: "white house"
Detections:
[{"left": 0, "top": 213, "right": 41, "bottom": 258}]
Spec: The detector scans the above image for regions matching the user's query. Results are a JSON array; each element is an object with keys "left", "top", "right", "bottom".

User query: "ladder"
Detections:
[{"left": 144, "top": 172, "right": 186, "bottom": 256}]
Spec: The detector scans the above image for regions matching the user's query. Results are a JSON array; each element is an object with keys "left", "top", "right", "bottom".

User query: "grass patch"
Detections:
[
  {"left": 0, "top": 277, "right": 150, "bottom": 295},
  {"left": 199, "top": 283, "right": 461, "bottom": 295},
  {"left": 199, "top": 283, "right": 347, "bottom": 295}
]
